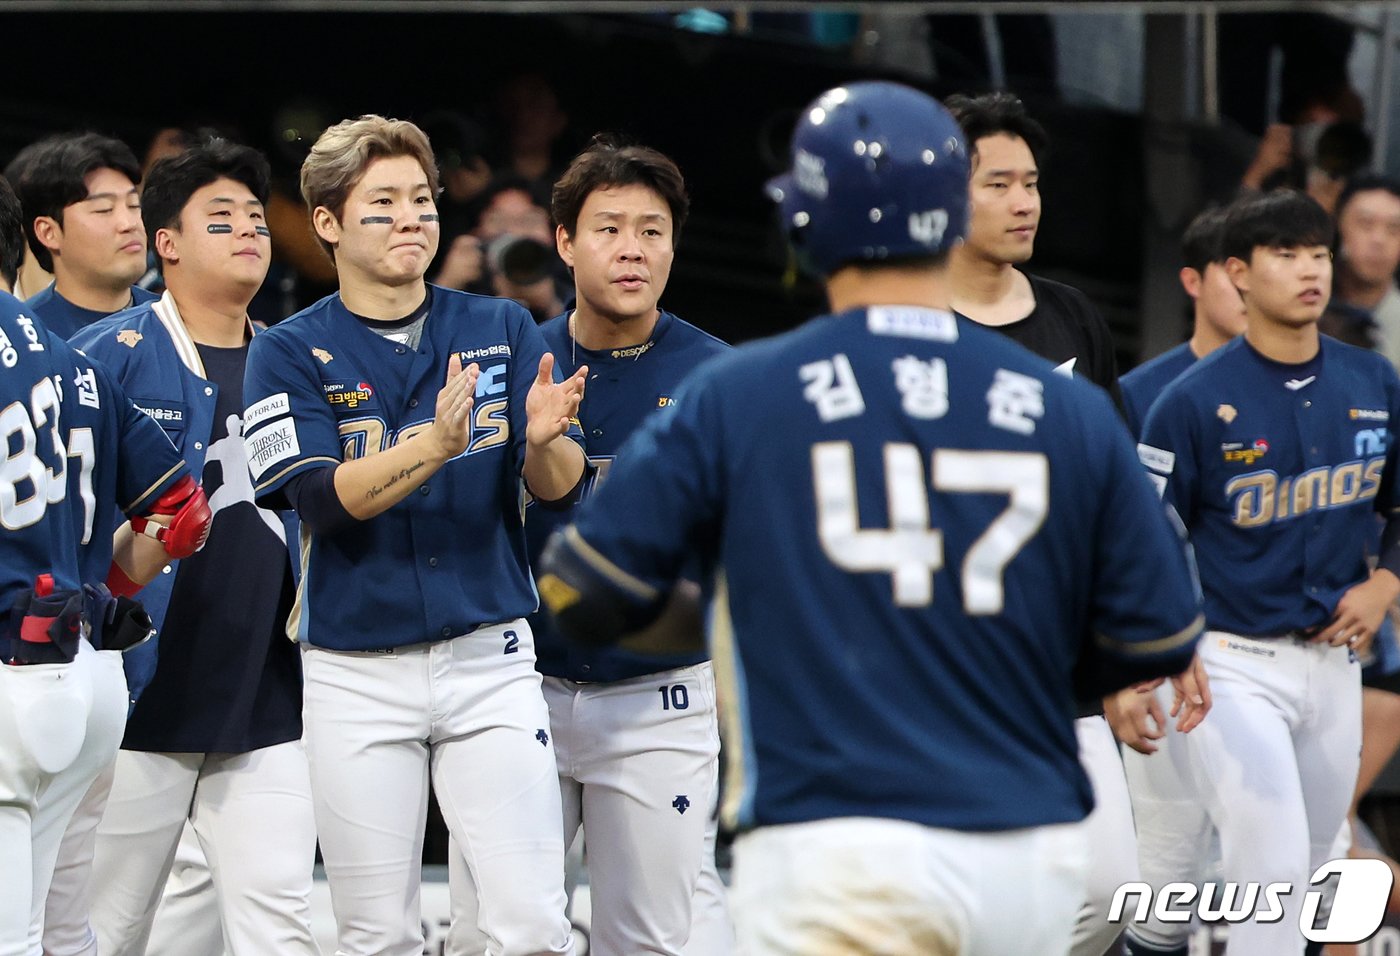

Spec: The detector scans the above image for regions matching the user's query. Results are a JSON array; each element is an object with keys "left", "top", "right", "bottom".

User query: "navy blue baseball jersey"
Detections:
[
  {"left": 243, "top": 287, "right": 584, "bottom": 651},
  {"left": 528, "top": 309, "right": 729, "bottom": 682},
  {"left": 0, "top": 293, "right": 185, "bottom": 621},
  {"left": 1121, "top": 342, "right": 1197, "bottom": 440},
  {"left": 1140, "top": 335, "right": 1400, "bottom": 637},
  {"left": 543, "top": 306, "right": 1203, "bottom": 833},
  {"left": 25, "top": 283, "right": 158, "bottom": 340}
]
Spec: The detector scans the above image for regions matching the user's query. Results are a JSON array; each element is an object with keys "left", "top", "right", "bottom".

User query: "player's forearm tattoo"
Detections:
[{"left": 365, "top": 460, "right": 427, "bottom": 500}]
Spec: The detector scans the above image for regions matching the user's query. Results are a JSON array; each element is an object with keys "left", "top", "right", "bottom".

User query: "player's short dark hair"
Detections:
[
  {"left": 1221, "top": 190, "right": 1334, "bottom": 262},
  {"left": 552, "top": 134, "right": 690, "bottom": 245},
  {"left": 141, "top": 138, "right": 271, "bottom": 258},
  {"left": 1181, "top": 205, "right": 1230, "bottom": 274},
  {"left": 943, "top": 92, "right": 1049, "bottom": 168},
  {"left": 1334, "top": 172, "right": 1400, "bottom": 223},
  {"left": 0, "top": 175, "right": 23, "bottom": 290},
  {"left": 6, "top": 132, "right": 142, "bottom": 272}
]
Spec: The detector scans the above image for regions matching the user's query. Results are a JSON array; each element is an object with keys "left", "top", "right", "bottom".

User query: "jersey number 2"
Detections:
[{"left": 813, "top": 443, "right": 1047, "bottom": 613}]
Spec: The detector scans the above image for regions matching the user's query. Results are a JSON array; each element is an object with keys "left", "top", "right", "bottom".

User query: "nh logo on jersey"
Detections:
[
  {"left": 1222, "top": 439, "right": 1269, "bottom": 465},
  {"left": 116, "top": 329, "right": 142, "bottom": 348},
  {"left": 908, "top": 208, "right": 949, "bottom": 246},
  {"left": 1351, "top": 408, "right": 1389, "bottom": 422},
  {"left": 657, "top": 396, "right": 676, "bottom": 408},
  {"left": 1356, "top": 428, "right": 1388, "bottom": 457},
  {"left": 672, "top": 795, "right": 691, "bottom": 815},
  {"left": 324, "top": 382, "right": 375, "bottom": 409},
  {"left": 459, "top": 344, "right": 511, "bottom": 362},
  {"left": 311, "top": 347, "right": 333, "bottom": 365},
  {"left": 1217, "top": 404, "right": 1238, "bottom": 424}
]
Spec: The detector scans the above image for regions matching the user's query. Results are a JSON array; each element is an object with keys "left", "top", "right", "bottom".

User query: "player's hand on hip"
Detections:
[
  {"left": 429, "top": 354, "right": 478, "bottom": 460},
  {"left": 526, "top": 352, "right": 587, "bottom": 448},
  {"left": 1104, "top": 679, "right": 1167, "bottom": 755},
  {"left": 1169, "top": 651, "right": 1211, "bottom": 733},
  {"left": 1314, "top": 569, "right": 1400, "bottom": 653}
]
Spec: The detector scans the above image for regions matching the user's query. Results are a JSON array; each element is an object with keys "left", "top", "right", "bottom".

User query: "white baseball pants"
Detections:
[
  {"left": 730, "top": 815, "right": 1088, "bottom": 955},
  {"left": 0, "top": 642, "right": 126, "bottom": 956},
  {"left": 87, "top": 741, "right": 319, "bottom": 956},
  {"left": 1186, "top": 632, "right": 1360, "bottom": 955},
  {"left": 302, "top": 622, "right": 574, "bottom": 956}
]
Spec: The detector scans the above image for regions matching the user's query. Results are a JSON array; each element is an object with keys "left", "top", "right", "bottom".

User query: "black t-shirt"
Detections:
[
  {"left": 968, "top": 273, "right": 1125, "bottom": 717},
  {"left": 123, "top": 342, "right": 302, "bottom": 754},
  {"left": 974, "top": 273, "right": 1124, "bottom": 410}
]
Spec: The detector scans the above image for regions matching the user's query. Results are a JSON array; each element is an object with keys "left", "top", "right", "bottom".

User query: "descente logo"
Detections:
[{"left": 1109, "top": 859, "right": 1393, "bottom": 943}]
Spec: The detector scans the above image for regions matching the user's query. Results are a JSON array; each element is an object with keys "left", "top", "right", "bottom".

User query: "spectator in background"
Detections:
[
  {"left": 1239, "top": 86, "right": 1372, "bottom": 215},
  {"left": 436, "top": 178, "right": 566, "bottom": 322},
  {"left": 261, "top": 100, "right": 338, "bottom": 320},
  {"left": 493, "top": 72, "right": 571, "bottom": 203},
  {"left": 421, "top": 108, "right": 496, "bottom": 293},
  {"left": 8, "top": 133, "right": 158, "bottom": 337},
  {"left": 1332, "top": 174, "right": 1400, "bottom": 367}
]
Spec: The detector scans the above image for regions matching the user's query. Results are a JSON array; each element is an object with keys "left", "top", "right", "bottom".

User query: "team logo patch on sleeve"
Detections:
[
  {"left": 245, "top": 419, "right": 301, "bottom": 480},
  {"left": 116, "top": 329, "right": 143, "bottom": 348},
  {"left": 244, "top": 392, "right": 290, "bottom": 431},
  {"left": 1137, "top": 443, "right": 1175, "bottom": 475}
]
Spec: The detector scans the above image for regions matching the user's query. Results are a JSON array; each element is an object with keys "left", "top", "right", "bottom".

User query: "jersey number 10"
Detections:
[{"left": 813, "top": 442, "right": 1048, "bottom": 613}]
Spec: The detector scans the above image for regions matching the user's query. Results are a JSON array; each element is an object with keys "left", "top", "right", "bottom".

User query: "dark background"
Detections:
[{"left": 0, "top": 9, "right": 1193, "bottom": 360}]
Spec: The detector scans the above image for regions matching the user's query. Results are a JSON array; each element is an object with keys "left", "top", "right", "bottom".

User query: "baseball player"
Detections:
[
  {"left": 1117, "top": 204, "right": 1245, "bottom": 956},
  {"left": 944, "top": 90, "right": 1147, "bottom": 956},
  {"left": 1138, "top": 189, "right": 1400, "bottom": 954},
  {"left": 0, "top": 223, "right": 212, "bottom": 956},
  {"left": 242, "top": 114, "right": 584, "bottom": 956},
  {"left": 9, "top": 133, "right": 159, "bottom": 338},
  {"left": 446, "top": 136, "right": 734, "bottom": 956},
  {"left": 537, "top": 80, "right": 1207, "bottom": 956},
  {"left": 71, "top": 139, "right": 318, "bottom": 956}
]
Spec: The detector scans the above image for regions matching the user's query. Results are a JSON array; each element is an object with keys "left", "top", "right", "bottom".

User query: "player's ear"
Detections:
[
  {"left": 32, "top": 216, "right": 61, "bottom": 253},
  {"left": 312, "top": 206, "right": 341, "bottom": 248},
  {"left": 1224, "top": 256, "right": 1250, "bottom": 295},
  {"left": 154, "top": 227, "right": 179, "bottom": 265},
  {"left": 556, "top": 223, "right": 574, "bottom": 268},
  {"left": 1178, "top": 267, "right": 1202, "bottom": 300}
]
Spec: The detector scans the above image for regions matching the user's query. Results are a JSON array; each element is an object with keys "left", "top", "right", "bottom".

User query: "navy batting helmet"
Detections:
[{"left": 766, "top": 81, "right": 970, "bottom": 275}]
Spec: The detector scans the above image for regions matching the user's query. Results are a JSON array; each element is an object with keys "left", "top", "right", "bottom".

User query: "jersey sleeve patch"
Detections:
[
  {"left": 1137, "top": 443, "right": 1176, "bottom": 475},
  {"left": 244, "top": 392, "right": 290, "bottom": 432},
  {"left": 245, "top": 418, "right": 302, "bottom": 480}
]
